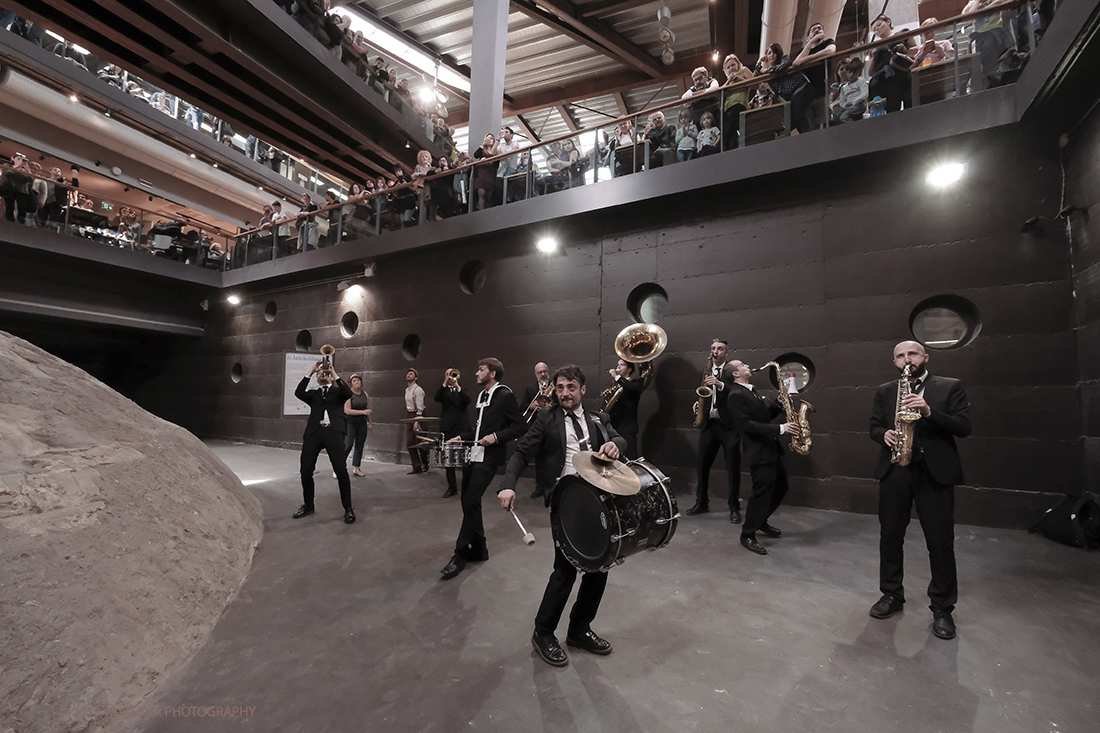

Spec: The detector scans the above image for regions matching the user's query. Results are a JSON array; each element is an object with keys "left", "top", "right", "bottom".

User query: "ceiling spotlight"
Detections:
[
  {"left": 104, "top": 110, "right": 110, "bottom": 117},
  {"left": 418, "top": 87, "right": 435, "bottom": 103},
  {"left": 661, "top": 46, "right": 675, "bottom": 65},
  {"left": 363, "top": 263, "right": 377, "bottom": 277},
  {"left": 658, "top": 26, "right": 675, "bottom": 44},
  {"left": 226, "top": 294, "right": 241, "bottom": 305},
  {"left": 190, "top": 153, "right": 196, "bottom": 159},
  {"left": 69, "top": 94, "right": 78, "bottom": 102},
  {"left": 536, "top": 237, "right": 557, "bottom": 253},
  {"left": 926, "top": 162, "right": 965, "bottom": 187},
  {"left": 148, "top": 195, "right": 154, "bottom": 201},
  {"left": 212, "top": 162, "right": 218, "bottom": 168},
  {"left": 123, "top": 186, "right": 131, "bottom": 192},
  {"left": 405, "top": 140, "right": 411, "bottom": 148},
  {"left": 713, "top": 50, "right": 720, "bottom": 61},
  {"left": 258, "top": 186, "right": 264, "bottom": 191}
]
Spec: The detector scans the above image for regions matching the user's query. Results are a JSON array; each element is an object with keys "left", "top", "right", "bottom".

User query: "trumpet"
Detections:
[
  {"left": 445, "top": 368, "right": 461, "bottom": 388},
  {"left": 319, "top": 344, "right": 335, "bottom": 369}
]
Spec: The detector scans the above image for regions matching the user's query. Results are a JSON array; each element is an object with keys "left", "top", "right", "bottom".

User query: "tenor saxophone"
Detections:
[
  {"left": 890, "top": 364, "right": 922, "bottom": 466},
  {"left": 759, "top": 361, "right": 814, "bottom": 455},
  {"left": 694, "top": 354, "right": 714, "bottom": 428}
]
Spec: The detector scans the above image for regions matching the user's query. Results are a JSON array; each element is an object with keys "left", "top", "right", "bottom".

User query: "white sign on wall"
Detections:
[{"left": 283, "top": 352, "right": 334, "bottom": 416}]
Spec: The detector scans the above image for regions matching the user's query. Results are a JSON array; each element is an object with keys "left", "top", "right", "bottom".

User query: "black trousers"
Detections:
[
  {"left": 696, "top": 418, "right": 742, "bottom": 510},
  {"left": 455, "top": 462, "right": 497, "bottom": 557},
  {"left": 742, "top": 459, "right": 788, "bottom": 536},
  {"left": 445, "top": 465, "right": 471, "bottom": 493},
  {"left": 534, "top": 544, "right": 607, "bottom": 637},
  {"left": 300, "top": 427, "right": 352, "bottom": 509},
  {"left": 878, "top": 461, "right": 957, "bottom": 613},
  {"left": 619, "top": 431, "right": 638, "bottom": 461}
]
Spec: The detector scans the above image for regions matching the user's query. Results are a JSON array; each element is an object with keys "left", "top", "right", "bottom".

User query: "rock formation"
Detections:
[{"left": 0, "top": 330, "right": 263, "bottom": 733}]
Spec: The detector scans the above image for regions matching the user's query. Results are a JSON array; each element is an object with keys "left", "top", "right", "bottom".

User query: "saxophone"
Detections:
[
  {"left": 694, "top": 354, "right": 714, "bottom": 428},
  {"left": 890, "top": 364, "right": 922, "bottom": 465},
  {"left": 759, "top": 361, "right": 814, "bottom": 455}
]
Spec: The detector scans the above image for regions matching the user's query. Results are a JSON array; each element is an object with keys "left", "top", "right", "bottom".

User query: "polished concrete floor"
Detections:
[{"left": 138, "top": 442, "right": 1100, "bottom": 733}]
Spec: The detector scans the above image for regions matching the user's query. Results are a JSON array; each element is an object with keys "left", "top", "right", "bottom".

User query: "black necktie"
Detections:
[
  {"left": 322, "top": 386, "right": 329, "bottom": 400},
  {"left": 567, "top": 410, "right": 589, "bottom": 451}
]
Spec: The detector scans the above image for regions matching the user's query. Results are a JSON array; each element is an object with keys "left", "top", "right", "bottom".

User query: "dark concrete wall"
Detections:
[
  {"left": 1065, "top": 105, "right": 1100, "bottom": 489},
  {"left": 121, "top": 123, "right": 1075, "bottom": 528}
]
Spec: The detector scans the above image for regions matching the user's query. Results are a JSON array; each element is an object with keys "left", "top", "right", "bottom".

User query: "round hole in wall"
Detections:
[
  {"left": 763, "top": 353, "right": 816, "bottom": 393},
  {"left": 910, "top": 295, "right": 981, "bottom": 350},
  {"left": 626, "top": 283, "right": 669, "bottom": 324},
  {"left": 231, "top": 362, "right": 243, "bottom": 383},
  {"left": 402, "top": 333, "right": 421, "bottom": 361},
  {"left": 341, "top": 311, "right": 359, "bottom": 338},
  {"left": 264, "top": 300, "right": 277, "bottom": 322},
  {"left": 295, "top": 329, "right": 313, "bottom": 351},
  {"left": 459, "top": 260, "right": 486, "bottom": 294}
]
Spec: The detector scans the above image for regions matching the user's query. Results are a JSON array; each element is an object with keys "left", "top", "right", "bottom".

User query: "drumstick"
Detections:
[{"left": 509, "top": 507, "right": 536, "bottom": 546}]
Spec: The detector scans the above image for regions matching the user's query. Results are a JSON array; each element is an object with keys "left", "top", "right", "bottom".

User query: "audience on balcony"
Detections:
[
  {"left": 912, "top": 18, "right": 957, "bottom": 66},
  {"left": 675, "top": 108, "right": 699, "bottom": 163},
  {"left": 830, "top": 57, "right": 869, "bottom": 123},
  {"left": 868, "top": 15, "right": 916, "bottom": 114},
  {"left": 0, "top": 152, "right": 34, "bottom": 224},
  {"left": 754, "top": 43, "right": 814, "bottom": 134},
  {"left": 697, "top": 112, "right": 721, "bottom": 157},
  {"left": 721, "top": 54, "right": 755, "bottom": 149},
  {"left": 681, "top": 66, "right": 720, "bottom": 129},
  {"left": 643, "top": 111, "right": 676, "bottom": 168},
  {"left": 472, "top": 133, "right": 499, "bottom": 211},
  {"left": 963, "top": 0, "right": 1016, "bottom": 89}
]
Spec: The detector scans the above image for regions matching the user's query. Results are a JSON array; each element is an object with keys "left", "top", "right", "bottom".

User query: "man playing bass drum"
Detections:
[{"left": 497, "top": 365, "right": 627, "bottom": 668}]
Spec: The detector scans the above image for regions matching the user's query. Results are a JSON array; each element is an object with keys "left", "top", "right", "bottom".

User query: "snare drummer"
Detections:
[
  {"left": 434, "top": 369, "right": 472, "bottom": 498},
  {"left": 498, "top": 365, "right": 627, "bottom": 667},
  {"left": 439, "top": 358, "right": 526, "bottom": 581}
]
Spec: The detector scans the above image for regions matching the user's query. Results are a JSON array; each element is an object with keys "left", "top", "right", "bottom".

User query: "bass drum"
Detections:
[{"left": 550, "top": 459, "right": 678, "bottom": 573}]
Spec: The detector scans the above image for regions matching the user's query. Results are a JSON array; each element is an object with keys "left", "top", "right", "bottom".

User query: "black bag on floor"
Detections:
[{"left": 1029, "top": 492, "right": 1100, "bottom": 550}]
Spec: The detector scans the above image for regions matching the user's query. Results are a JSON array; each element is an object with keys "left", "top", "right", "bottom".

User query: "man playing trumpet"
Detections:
[
  {"left": 434, "top": 368, "right": 471, "bottom": 498},
  {"left": 292, "top": 359, "right": 355, "bottom": 524}
]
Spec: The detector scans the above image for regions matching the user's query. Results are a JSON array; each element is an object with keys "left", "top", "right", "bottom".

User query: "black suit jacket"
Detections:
[
  {"left": 727, "top": 383, "right": 785, "bottom": 467},
  {"left": 295, "top": 377, "right": 353, "bottom": 436},
  {"left": 699, "top": 362, "right": 736, "bottom": 430},
  {"left": 500, "top": 406, "right": 627, "bottom": 505},
  {"left": 608, "top": 375, "right": 644, "bottom": 435},
  {"left": 870, "top": 373, "right": 970, "bottom": 485},
  {"left": 460, "top": 384, "right": 527, "bottom": 469},
  {"left": 434, "top": 385, "right": 472, "bottom": 438}
]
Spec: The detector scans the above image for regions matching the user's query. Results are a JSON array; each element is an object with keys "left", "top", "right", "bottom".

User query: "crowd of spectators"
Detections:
[{"left": 0, "top": 147, "right": 229, "bottom": 268}]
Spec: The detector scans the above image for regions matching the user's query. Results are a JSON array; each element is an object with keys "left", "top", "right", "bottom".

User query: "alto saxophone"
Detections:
[
  {"left": 891, "top": 364, "right": 922, "bottom": 466},
  {"left": 759, "top": 361, "right": 814, "bottom": 455},
  {"left": 694, "top": 354, "right": 714, "bottom": 428}
]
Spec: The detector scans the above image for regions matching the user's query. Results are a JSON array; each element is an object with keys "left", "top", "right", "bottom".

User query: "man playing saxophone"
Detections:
[
  {"left": 725, "top": 359, "right": 801, "bottom": 555},
  {"left": 687, "top": 339, "right": 743, "bottom": 524},
  {"left": 869, "top": 341, "right": 971, "bottom": 641}
]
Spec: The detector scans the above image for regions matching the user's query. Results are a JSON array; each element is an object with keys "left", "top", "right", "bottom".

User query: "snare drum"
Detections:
[
  {"left": 435, "top": 442, "right": 472, "bottom": 468},
  {"left": 550, "top": 458, "right": 678, "bottom": 573}
]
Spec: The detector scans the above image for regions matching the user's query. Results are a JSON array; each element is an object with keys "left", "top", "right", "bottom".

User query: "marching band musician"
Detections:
[
  {"left": 869, "top": 341, "right": 970, "bottom": 640},
  {"left": 688, "top": 339, "right": 744, "bottom": 524},
  {"left": 726, "top": 360, "right": 801, "bottom": 555},
  {"left": 497, "top": 365, "right": 627, "bottom": 667},
  {"left": 522, "top": 362, "right": 552, "bottom": 410},
  {"left": 434, "top": 369, "right": 472, "bottom": 499},
  {"left": 606, "top": 358, "right": 644, "bottom": 459},
  {"left": 440, "top": 358, "right": 526, "bottom": 581},
  {"left": 292, "top": 360, "right": 356, "bottom": 525},
  {"left": 404, "top": 368, "right": 430, "bottom": 474}
]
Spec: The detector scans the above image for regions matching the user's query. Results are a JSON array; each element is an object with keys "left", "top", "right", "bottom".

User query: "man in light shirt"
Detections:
[{"left": 405, "top": 368, "right": 429, "bottom": 474}]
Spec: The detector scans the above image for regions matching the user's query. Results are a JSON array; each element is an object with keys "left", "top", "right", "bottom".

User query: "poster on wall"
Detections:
[{"left": 283, "top": 351, "right": 334, "bottom": 416}]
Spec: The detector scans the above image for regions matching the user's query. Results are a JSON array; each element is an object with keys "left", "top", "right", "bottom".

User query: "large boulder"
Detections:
[{"left": 0, "top": 331, "right": 262, "bottom": 733}]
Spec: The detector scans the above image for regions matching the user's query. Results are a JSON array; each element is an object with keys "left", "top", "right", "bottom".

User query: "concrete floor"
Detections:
[{"left": 138, "top": 441, "right": 1100, "bottom": 733}]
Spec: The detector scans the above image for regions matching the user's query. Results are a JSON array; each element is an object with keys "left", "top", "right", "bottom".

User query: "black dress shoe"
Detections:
[
  {"left": 532, "top": 633, "right": 569, "bottom": 667},
  {"left": 442, "top": 486, "right": 457, "bottom": 498},
  {"left": 686, "top": 503, "right": 709, "bottom": 516},
  {"left": 530, "top": 487, "right": 545, "bottom": 499},
  {"left": 468, "top": 546, "right": 489, "bottom": 562},
  {"left": 440, "top": 555, "right": 466, "bottom": 580},
  {"left": 566, "top": 629, "right": 612, "bottom": 656},
  {"left": 760, "top": 523, "right": 781, "bottom": 538},
  {"left": 932, "top": 611, "right": 957, "bottom": 640},
  {"left": 343, "top": 508, "right": 356, "bottom": 524},
  {"left": 407, "top": 468, "right": 424, "bottom": 475},
  {"left": 740, "top": 534, "right": 767, "bottom": 555},
  {"left": 869, "top": 595, "right": 904, "bottom": 619},
  {"left": 292, "top": 505, "right": 314, "bottom": 519},
  {"left": 729, "top": 508, "right": 742, "bottom": 524}
]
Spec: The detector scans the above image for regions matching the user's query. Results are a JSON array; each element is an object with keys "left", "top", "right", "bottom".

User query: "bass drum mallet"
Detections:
[{"left": 509, "top": 507, "right": 536, "bottom": 545}]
